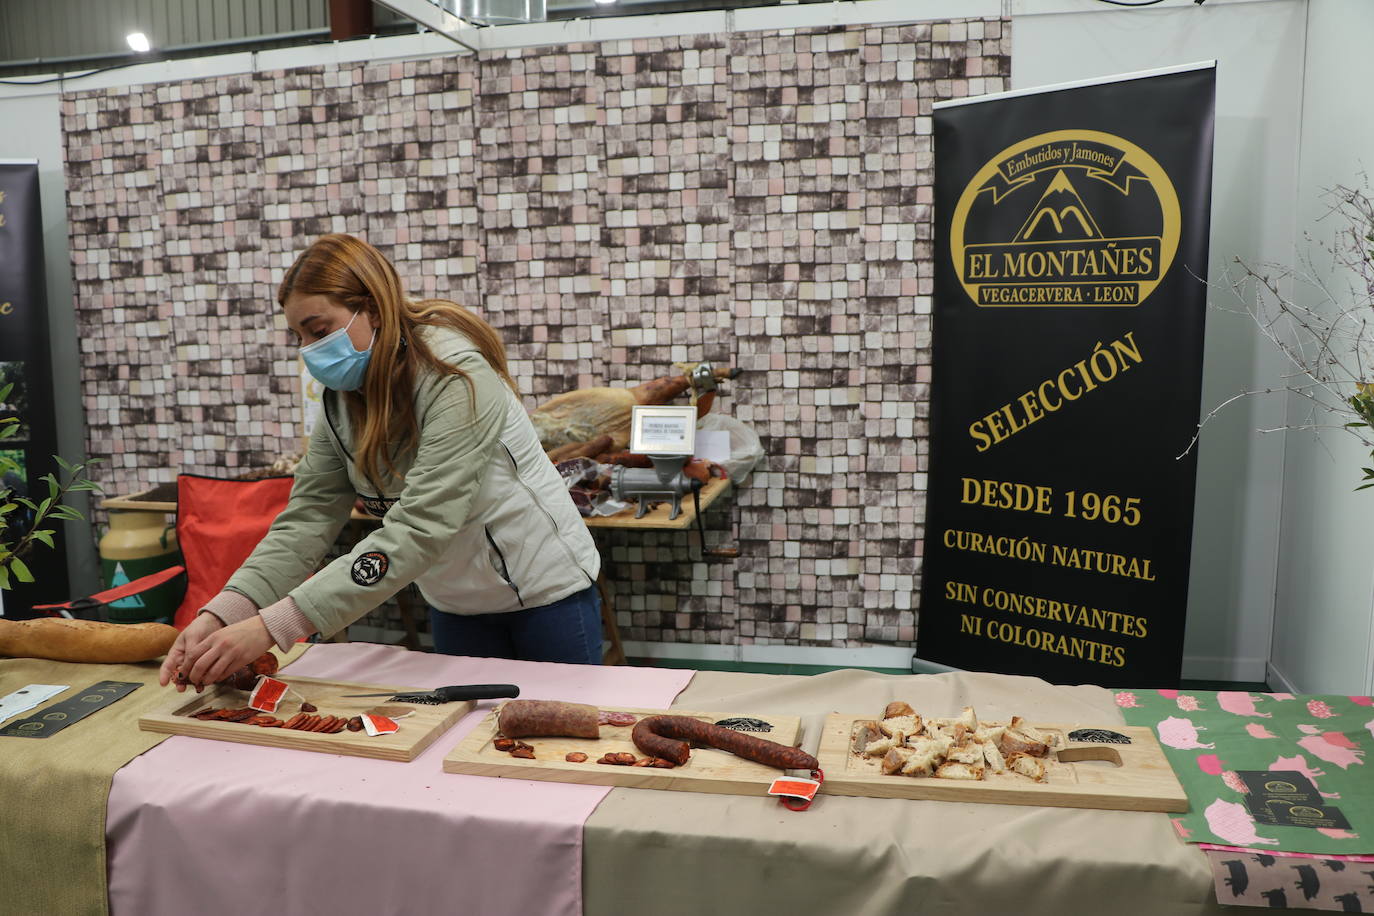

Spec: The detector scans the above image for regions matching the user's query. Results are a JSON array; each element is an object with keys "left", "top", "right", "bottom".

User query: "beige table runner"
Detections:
[
  {"left": 583, "top": 668, "right": 1247, "bottom": 916},
  {"left": 0, "top": 644, "right": 308, "bottom": 916}
]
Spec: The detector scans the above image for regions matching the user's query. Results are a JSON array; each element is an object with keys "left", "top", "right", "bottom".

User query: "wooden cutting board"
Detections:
[
  {"left": 817, "top": 712, "right": 1187, "bottom": 812},
  {"left": 138, "top": 675, "right": 471, "bottom": 762},
  {"left": 444, "top": 706, "right": 804, "bottom": 796}
]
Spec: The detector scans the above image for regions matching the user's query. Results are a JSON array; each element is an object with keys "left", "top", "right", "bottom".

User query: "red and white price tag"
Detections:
[
  {"left": 248, "top": 676, "right": 289, "bottom": 713},
  {"left": 362, "top": 714, "right": 400, "bottom": 737},
  {"left": 767, "top": 776, "right": 821, "bottom": 806}
]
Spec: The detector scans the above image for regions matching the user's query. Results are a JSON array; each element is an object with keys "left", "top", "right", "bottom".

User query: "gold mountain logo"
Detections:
[{"left": 950, "top": 129, "right": 1180, "bottom": 307}]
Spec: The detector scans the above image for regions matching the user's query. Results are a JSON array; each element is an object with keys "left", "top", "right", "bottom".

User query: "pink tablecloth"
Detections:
[{"left": 105, "top": 643, "right": 694, "bottom": 916}]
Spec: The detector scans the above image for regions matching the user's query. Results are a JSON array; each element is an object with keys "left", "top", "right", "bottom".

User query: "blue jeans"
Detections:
[{"left": 428, "top": 584, "right": 603, "bottom": 665}]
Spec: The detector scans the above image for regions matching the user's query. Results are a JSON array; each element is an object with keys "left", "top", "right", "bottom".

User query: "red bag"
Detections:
[{"left": 173, "top": 475, "right": 294, "bottom": 629}]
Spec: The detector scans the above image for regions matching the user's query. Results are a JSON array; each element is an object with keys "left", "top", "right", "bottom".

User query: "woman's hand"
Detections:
[
  {"left": 182, "top": 616, "right": 275, "bottom": 689},
  {"left": 158, "top": 612, "right": 226, "bottom": 690}
]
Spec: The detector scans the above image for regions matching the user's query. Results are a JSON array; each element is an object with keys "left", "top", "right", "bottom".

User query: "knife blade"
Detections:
[{"left": 340, "top": 684, "right": 520, "bottom": 704}]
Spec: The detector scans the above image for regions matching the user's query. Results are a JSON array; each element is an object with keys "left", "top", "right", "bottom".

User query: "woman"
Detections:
[{"left": 160, "top": 234, "right": 602, "bottom": 689}]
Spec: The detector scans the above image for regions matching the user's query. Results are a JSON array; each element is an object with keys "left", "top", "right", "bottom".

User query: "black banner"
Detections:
[
  {"left": 918, "top": 66, "right": 1216, "bottom": 687},
  {"left": 0, "top": 162, "right": 68, "bottom": 617}
]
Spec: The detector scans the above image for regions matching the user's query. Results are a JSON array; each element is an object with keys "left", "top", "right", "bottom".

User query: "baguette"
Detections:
[{"left": 0, "top": 617, "right": 177, "bottom": 663}]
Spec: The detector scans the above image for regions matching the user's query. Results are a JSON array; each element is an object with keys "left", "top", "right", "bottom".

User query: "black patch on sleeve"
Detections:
[{"left": 351, "top": 551, "right": 389, "bottom": 586}]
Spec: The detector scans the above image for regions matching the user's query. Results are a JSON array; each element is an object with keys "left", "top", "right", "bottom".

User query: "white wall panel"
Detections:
[{"left": 1273, "top": 0, "right": 1374, "bottom": 696}]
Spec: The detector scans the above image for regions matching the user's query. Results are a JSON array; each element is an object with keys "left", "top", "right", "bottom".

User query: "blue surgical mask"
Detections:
[{"left": 300, "top": 310, "right": 375, "bottom": 392}]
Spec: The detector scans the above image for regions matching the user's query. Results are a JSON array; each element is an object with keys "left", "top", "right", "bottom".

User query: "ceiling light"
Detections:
[
  {"left": 126, "top": 32, "right": 151, "bottom": 53},
  {"left": 594, "top": 0, "right": 617, "bottom": 5},
  {"left": 456, "top": 0, "right": 546, "bottom": 23}
]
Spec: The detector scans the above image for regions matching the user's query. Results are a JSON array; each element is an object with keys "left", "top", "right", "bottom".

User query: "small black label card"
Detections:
[
  {"left": 1239, "top": 770, "right": 1320, "bottom": 804},
  {"left": 0, "top": 681, "right": 142, "bottom": 739},
  {"left": 1236, "top": 770, "right": 1351, "bottom": 829},
  {"left": 1250, "top": 799, "right": 1352, "bottom": 830}
]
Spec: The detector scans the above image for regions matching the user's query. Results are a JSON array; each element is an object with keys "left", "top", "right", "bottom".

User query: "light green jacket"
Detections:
[{"left": 223, "top": 326, "right": 600, "bottom": 638}]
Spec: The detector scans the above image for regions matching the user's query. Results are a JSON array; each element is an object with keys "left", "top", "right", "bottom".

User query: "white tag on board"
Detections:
[{"left": 0, "top": 684, "right": 69, "bottom": 726}]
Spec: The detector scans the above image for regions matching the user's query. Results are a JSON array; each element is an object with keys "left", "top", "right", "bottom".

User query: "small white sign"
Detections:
[{"left": 629, "top": 405, "right": 697, "bottom": 455}]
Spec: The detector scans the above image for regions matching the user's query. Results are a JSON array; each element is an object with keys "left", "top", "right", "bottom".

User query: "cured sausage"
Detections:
[
  {"left": 497, "top": 700, "right": 600, "bottom": 739},
  {"left": 597, "top": 710, "right": 638, "bottom": 727},
  {"left": 219, "top": 653, "right": 280, "bottom": 690},
  {"left": 631, "top": 715, "right": 818, "bottom": 770}
]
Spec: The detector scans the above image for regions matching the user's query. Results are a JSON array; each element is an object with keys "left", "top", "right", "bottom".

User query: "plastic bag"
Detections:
[{"left": 696, "top": 414, "right": 764, "bottom": 485}]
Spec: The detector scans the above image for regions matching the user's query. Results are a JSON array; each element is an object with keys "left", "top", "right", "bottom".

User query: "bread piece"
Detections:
[
  {"left": 0, "top": 618, "right": 177, "bottom": 663},
  {"left": 945, "top": 741, "right": 985, "bottom": 766},
  {"left": 900, "top": 744, "right": 943, "bottom": 777},
  {"left": 883, "top": 700, "right": 915, "bottom": 719},
  {"left": 863, "top": 734, "right": 902, "bottom": 757},
  {"left": 879, "top": 714, "right": 920, "bottom": 740},
  {"left": 973, "top": 725, "right": 1006, "bottom": 746},
  {"left": 982, "top": 739, "right": 1007, "bottom": 774},
  {"left": 852, "top": 720, "right": 884, "bottom": 755},
  {"left": 905, "top": 733, "right": 953, "bottom": 756},
  {"left": 934, "top": 761, "right": 985, "bottom": 780},
  {"left": 932, "top": 722, "right": 969, "bottom": 746},
  {"left": 999, "top": 727, "right": 1051, "bottom": 759},
  {"left": 930, "top": 708, "right": 980, "bottom": 729},
  {"left": 881, "top": 746, "right": 913, "bottom": 775},
  {"left": 1008, "top": 753, "right": 1047, "bottom": 782},
  {"left": 1009, "top": 716, "right": 1059, "bottom": 747}
]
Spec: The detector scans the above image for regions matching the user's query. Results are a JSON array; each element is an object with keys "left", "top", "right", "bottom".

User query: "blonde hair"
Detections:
[{"left": 278, "top": 234, "right": 517, "bottom": 488}]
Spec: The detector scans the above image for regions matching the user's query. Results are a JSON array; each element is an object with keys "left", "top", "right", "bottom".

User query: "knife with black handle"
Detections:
[{"left": 340, "top": 684, "right": 520, "bottom": 704}]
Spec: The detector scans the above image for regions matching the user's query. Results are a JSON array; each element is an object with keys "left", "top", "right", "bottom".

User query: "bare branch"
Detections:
[{"left": 1193, "top": 179, "right": 1374, "bottom": 486}]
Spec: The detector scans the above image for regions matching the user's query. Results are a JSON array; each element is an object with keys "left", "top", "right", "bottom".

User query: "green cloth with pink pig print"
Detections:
[{"left": 1118, "top": 689, "right": 1374, "bottom": 854}]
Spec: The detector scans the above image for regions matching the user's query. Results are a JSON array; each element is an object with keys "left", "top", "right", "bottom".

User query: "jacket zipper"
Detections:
[
  {"left": 485, "top": 526, "right": 524, "bottom": 607},
  {"left": 501, "top": 442, "right": 595, "bottom": 587}
]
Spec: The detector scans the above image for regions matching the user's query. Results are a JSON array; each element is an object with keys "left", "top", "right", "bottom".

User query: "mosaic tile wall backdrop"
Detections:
[{"left": 62, "top": 20, "right": 1010, "bottom": 647}]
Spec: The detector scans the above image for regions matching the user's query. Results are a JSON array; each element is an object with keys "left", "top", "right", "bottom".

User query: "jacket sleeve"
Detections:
[
  {"left": 220, "top": 414, "right": 356, "bottom": 609},
  {"left": 286, "top": 352, "right": 507, "bottom": 638}
]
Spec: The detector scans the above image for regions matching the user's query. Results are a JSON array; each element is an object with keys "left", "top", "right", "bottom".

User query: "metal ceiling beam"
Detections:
[{"left": 370, "top": 0, "right": 483, "bottom": 53}]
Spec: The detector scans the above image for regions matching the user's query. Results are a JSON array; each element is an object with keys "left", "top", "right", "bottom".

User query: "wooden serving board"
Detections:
[
  {"left": 817, "top": 713, "right": 1187, "bottom": 812},
  {"left": 138, "top": 675, "right": 471, "bottom": 762},
  {"left": 444, "top": 706, "right": 804, "bottom": 796}
]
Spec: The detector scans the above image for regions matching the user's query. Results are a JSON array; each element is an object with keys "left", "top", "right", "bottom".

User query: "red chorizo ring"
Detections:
[
  {"left": 219, "top": 653, "right": 280, "bottom": 691},
  {"left": 497, "top": 700, "right": 600, "bottom": 739},
  {"left": 631, "top": 715, "right": 819, "bottom": 770}
]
